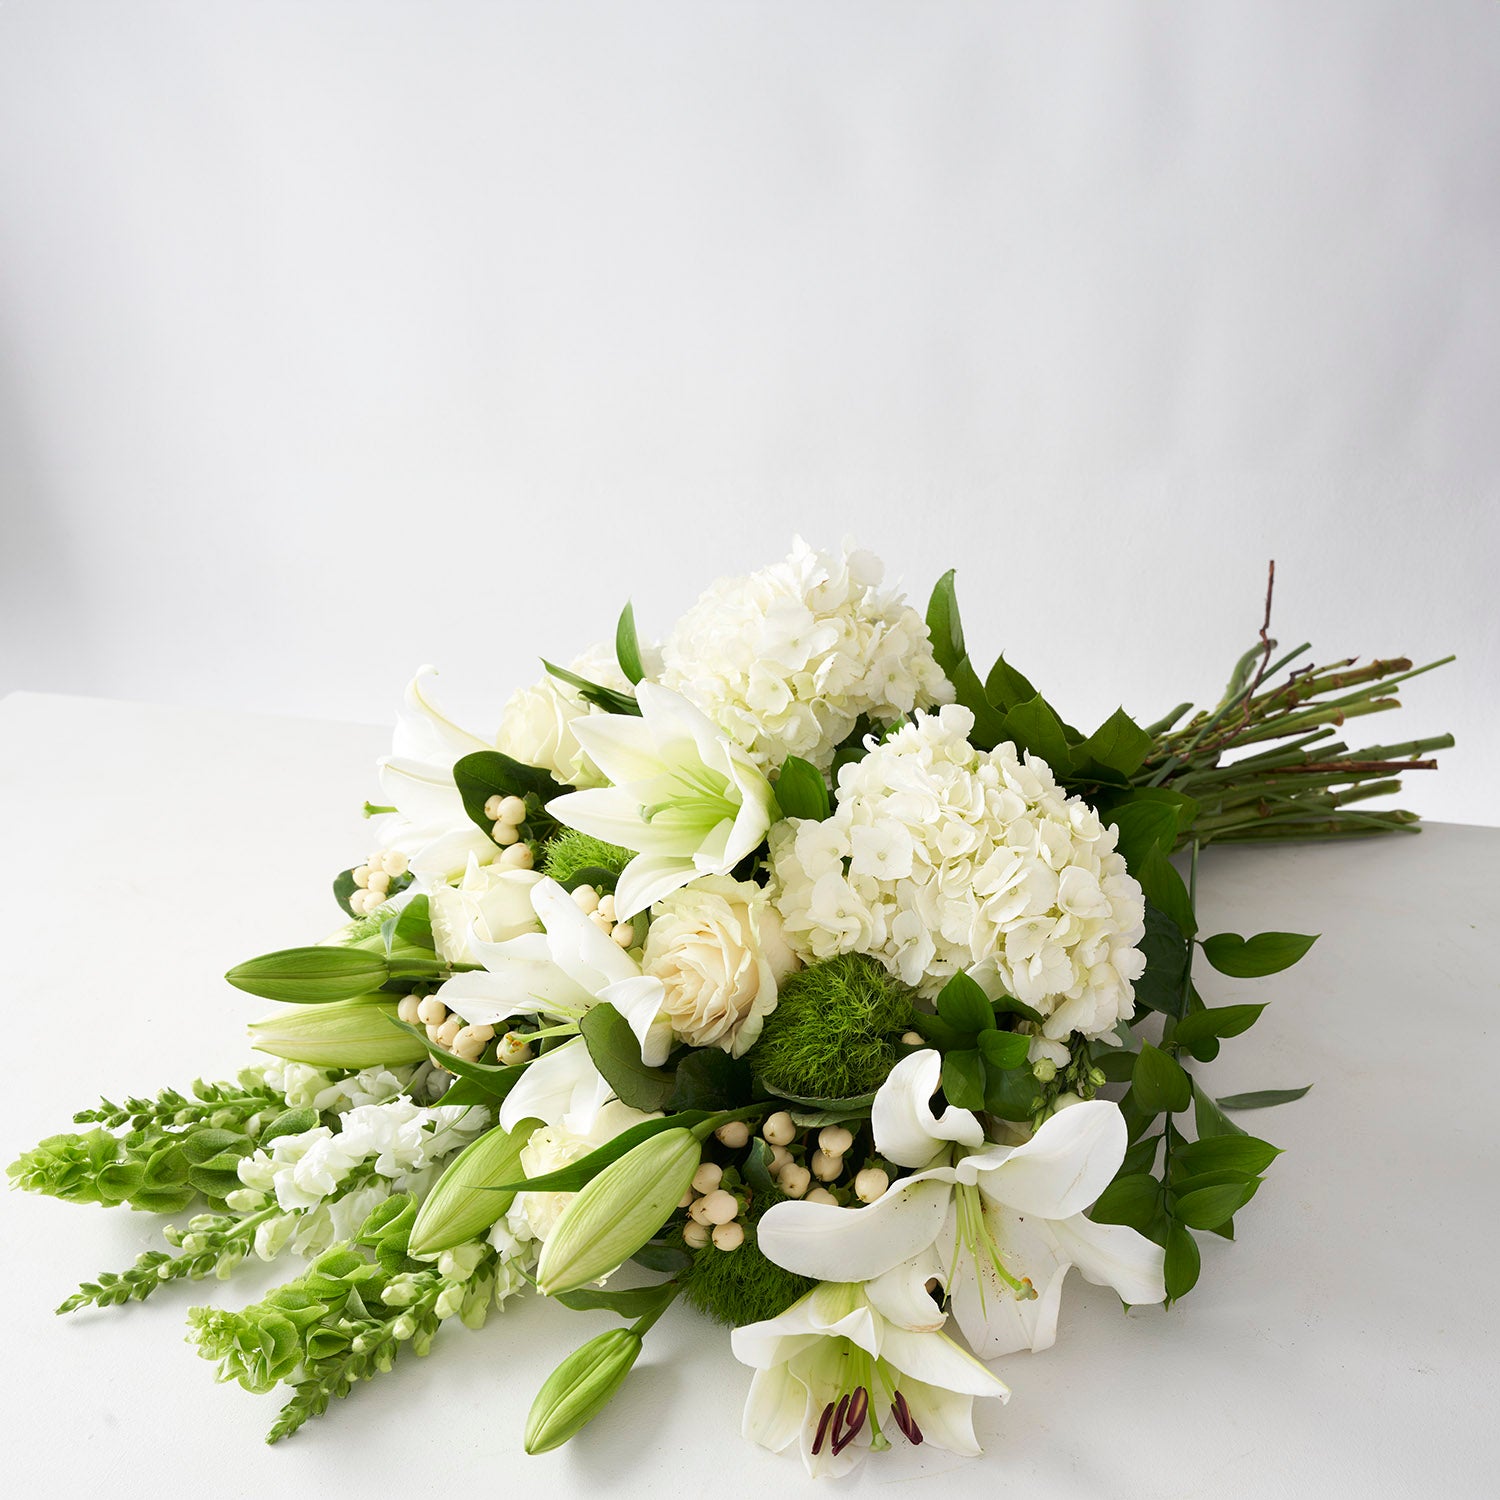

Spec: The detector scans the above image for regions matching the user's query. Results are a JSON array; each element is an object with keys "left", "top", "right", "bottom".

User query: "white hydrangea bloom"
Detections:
[
  {"left": 769, "top": 705, "right": 1147, "bottom": 1041},
  {"left": 658, "top": 538, "right": 953, "bottom": 773},
  {"left": 495, "top": 641, "right": 661, "bottom": 789}
]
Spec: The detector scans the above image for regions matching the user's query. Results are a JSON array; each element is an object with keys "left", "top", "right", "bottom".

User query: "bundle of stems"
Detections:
[{"left": 1137, "top": 565, "right": 1454, "bottom": 847}]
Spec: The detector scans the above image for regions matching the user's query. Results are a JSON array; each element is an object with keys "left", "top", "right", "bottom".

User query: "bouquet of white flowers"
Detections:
[{"left": 10, "top": 540, "right": 1452, "bottom": 1476}]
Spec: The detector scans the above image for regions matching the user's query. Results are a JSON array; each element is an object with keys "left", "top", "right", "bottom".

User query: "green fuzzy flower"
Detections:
[
  {"left": 677, "top": 1190, "right": 815, "bottom": 1328},
  {"left": 747, "top": 952, "right": 915, "bottom": 1100},
  {"left": 541, "top": 829, "right": 634, "bottom": 888}
]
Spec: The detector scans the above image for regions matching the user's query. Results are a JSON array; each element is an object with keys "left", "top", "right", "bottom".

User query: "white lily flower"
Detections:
[
  {"left": 731, "top": 1272, "right": 1010, "bottom": 1478},
  {"left": 434, "top": 877, "right": 669, "bottom": 1133},
  {"left": 758, "top": 1053, "right": 1165, "bottom": 1358},
  {"left": 545, "top": 683, "right": 777, "bottom": 920},
  {"left": 374, "top": 667, "right": 502, "bottom": 881}
]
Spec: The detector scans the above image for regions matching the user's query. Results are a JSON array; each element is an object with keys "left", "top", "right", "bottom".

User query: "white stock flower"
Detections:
[
  {"left": 428, "top": 856, "right": 544, "bottom": 964},
  {"left": 731, "top": 1275, "right": 1009, "bottom": 1478},
  {"left": 769, "top": 705, "right": 1147, "bottom": 1040},
  {"left": 495, "top": 642, "right": 660, "bottom": 790},
  {"left": 546, "top": 684, "right": 776, "bottom": 920},
  {"left": 758, "top": 1056, "right": 1166, "bottom": 1359},
  {"left": 658, "top": 537, "right": 953, "bottom": 773},
  {"left": 619, "top": 876, "right": 800, "bottom": 1058}
]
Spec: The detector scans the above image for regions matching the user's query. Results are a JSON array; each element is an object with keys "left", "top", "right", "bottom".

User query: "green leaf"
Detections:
[
  {"left": 941, "top": 1049, "right": 987, "bottom": 1112},
  {"left": 983, "top": 654, "right": 1038, "bottom": 714},
  {"left": 1173, "top": 1179, "right": 1260, "bottom": 1230},
  {"left": 224, "top": 946, "right": 389, "bottom": 1004},
  {"left": 996, "top": 694, "right": 1074, "bottom": 775},
  {"left": 983, "top": 1064, "right": 1039, "bottom": 1122},
  {"left": 1192, "top": 1082, "right": 1246, "bottom": 1139},
  {"left": 756, "top": 1085, "right": 877, "bottom": 1113},
  {"left": 1130, "top": 1043, "right": 1191, "bottom": 1115},
  {"left": 452, "top": 750, "right": 569, "bottom": 840},
  {"left": 925, "top": 571, "right": 1010, "bottom": 749},
  {"left": 668, "top": 1049, "right": 753, "bottom": 1113},
  {"left": 1136, "top": 847, "right": 1197, "bottom": 937},
  {"left": 976, "top": 1030, "right": 1031, "bottom": 1070},
  {"left": 774, "top": 756, "right": 832, "bottom": 822},
  {"left": 742, "top": 1138, "right": 778, "bottom": 1198},
  {"left": 1217, "top": 1084, "right": 1313, "bottom": 1110},
  {"left": 388, "top": 895, "right": 436, "bottom": 954},
  {"left": 180, "top": 1129, "right": 247, "bottom": 1166},
  {"left": 1119, "top": 1132, "right": 1161, "bottom": 1176},
  {"left": 542, "top": 659, "right": 641, "bottom": 717},
  {"left": 615, "top": 602, "right": 645, "bottom": 686},
  {"left": 1110, "top": 802, "right": 1181, "bottom": 872},
  {"left": 1132, "top": 903, "right": 1191, "bottom": 1019},
  {"left": 579, "top": 1004, "right": 675, "bottom": 1113},
  {"left": 552, "top": 1282, "right": 677, "bottom": 1320},
  {"left": 631, "top": 1241, "right": 694, "bottom": 1274},
  {"left": 1090, "top": 1174, "right": 1163, "bottom": 1234},
  {"left": 1164, "top": 1220, "right": 1201, "bottom": 1300},
  {"left": 258, "top": 1109, "right": 320, "bottom": 1146},
  {"left": 332, "top": 868, "right": 360, "bottom": 919},
  {"left": 990, "top": 991, "right": 1044, "bottom": 1025},
  {"left": 936, "top": 971, "right": 995, "bottom": 1034},
  {"left": 1093, "top": 1047, "right": 1138, "bottom": 1084},
  {"left": 1172, "top": 1004, "right": 1267, "bottom": 1050},
  {"left": 1200, "top": 931, "right": 1318, "bottom": 978},
  {"left": 1173, "top": 1135, "right": 1281, "bottom": 1178},
  {"left": 1078, "top": 708, "right": 1154, "bottom": 780}
]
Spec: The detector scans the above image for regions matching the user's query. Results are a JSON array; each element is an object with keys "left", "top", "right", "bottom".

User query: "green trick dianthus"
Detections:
[
  {"left": 677, "top": 1191, "right": 815, "bottom": 1328},
  {"left": 748, "top": 952, "right": 915, "bottom": 1100},
  {"left": 541, "top": 830, "right": 635, "bottom": 888}
]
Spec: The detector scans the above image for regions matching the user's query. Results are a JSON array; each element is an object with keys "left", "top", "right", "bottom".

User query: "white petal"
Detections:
[
  {"left": 740, "top": 1366, "right": 805, "bottom": 1454},
  {"left": 878, "top": 1326, "right": 1013, "bottom": 1399},
  {"left": 499, "top": 1038, "right": 606, "bottom": 1132},
  {"left": 872, "top": 1050, "right": 985, "bottom": 1168},
  {"left": 545, "top": 785, "right": 652, "bottom": 851},
  {"left": 896, "top": 1377, "right": 994, "bottom": 1457},
  {"left": 948, "top": 1206, "right": 1069, "bottom": 1357},
  {"left": 1049, "top": 1212, "right": 1167, "bottom": 1307},
  {"left": 530, "top": 877, "right": 640, "bottom": 989},
  {"left": 567, "top": 710, "right": 666, "bottom": 788},
  {"left": 438, "top": 951, "right": 592, "bottom": 1022},
  {"left": 600, "top": 975, "right": 673, "bottom": 1067},
  {"left": 392, "top": 666, "right": 489, "bottom": 762},
  {"left": 865, "top": 1246, "right": 951, "bottom": 1332},
  {"left": 378, "top": 756, "right": 468, "bottom": 827},
  {"left": 977, "top": 1099, "right": 1127, "bottom": 1219},
  {"left": 756, "top": 1174, "right": 954, "bottom": 1282},
  {"left": 612, "top": 851, "right": 697, "bottom": 920}
]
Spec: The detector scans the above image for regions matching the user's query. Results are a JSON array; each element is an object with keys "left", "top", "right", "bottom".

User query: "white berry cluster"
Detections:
[
  {"left": 658, "top": 538, "right": 953, "bottom": 773},
  {"left": 396, "top": 992, "right": 532, "bottom": 1068},
  {"left": 348, "top": 847, "right": 409, "bottom": 915},
  {"left": 768, "top": 705, "right": 1147, "bottom": 1043},
  {"left": 569, "top": 882, "right": 636, "bottom": 949},
  {"left": 481, "top": 794, "right": 536, "bottom": 868}
]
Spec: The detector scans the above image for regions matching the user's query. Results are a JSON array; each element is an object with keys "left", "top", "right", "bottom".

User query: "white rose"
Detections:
[
  {"left": 428, "top": 857, "right": 544, "bottom": 964},
  {"left": 642, "top": 877, "right": 800, "bottom": 1057}
]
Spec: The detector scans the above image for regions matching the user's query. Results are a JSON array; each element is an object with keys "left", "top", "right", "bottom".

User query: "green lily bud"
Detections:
[
  {"left": 226, "top": 945, "right": 390, "bottom": 1003},
  {"left": 408, "top": 1122, "right": 537, "bottom": 1259},
  {"left": 248, "top": 998, "right": 428, "bottom": 1068},
  {"left": 524, "top": 1328, "right": 642, "bottom": 1454},
  {"left": 536, "top": 1128, "right": 700, "bottom": 1296}
]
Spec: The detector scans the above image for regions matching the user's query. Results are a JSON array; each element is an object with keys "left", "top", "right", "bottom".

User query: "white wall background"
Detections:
[{"left": 1, "top": 1, "right": 1496, "bottom": 823}]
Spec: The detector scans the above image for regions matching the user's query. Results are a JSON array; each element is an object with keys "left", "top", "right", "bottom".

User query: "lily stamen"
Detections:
[
  {"left": 831, "top": 1385, "right": 870, "bottom": 1456},
  {"left": 891, "top": 1389, "right": 924, "bottom": 1445},
  {"left": 812, "top": 1401, "right": 836, "bottom": 1456}
]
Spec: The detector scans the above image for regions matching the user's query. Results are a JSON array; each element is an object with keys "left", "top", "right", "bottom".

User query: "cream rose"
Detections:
[
  {"left": 642, "top": 877, "right": 800, "bottom": 1057},
  {"left": 428, "top": 858, "right": 544, "bottom": 964}
]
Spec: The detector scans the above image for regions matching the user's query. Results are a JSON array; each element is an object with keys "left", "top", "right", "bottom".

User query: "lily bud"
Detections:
[
  {"left": 524, "top": 1328, "right": 642, "bottom": 1454},
  {"left": 248, "top": 998, "right": 428, "bottom": 1068},
  {"left": 225, "top": 945, "right": 390, "bottom": 1002},
  {"left": 536, "top": 1128, "right": 701, "bottom": 1296},
  {"left": 408, "top": 1122, "right": 537, "bottom": 1259}
]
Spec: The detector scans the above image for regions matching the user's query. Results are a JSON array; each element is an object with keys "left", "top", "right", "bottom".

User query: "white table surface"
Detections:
[{"left": 1, "top": 690, "right": 1495, "bottom": 1499}]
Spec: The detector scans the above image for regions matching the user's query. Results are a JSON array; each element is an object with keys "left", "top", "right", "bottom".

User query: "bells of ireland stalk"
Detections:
[
  {"left": 525, "top": 1327, "right": 642, "bottom": 1454},
  {"left": 408, "top": 1121, "right": 538, "bottom": 1259},
  {"left": 247, "top": 998, "right": 429, "bottom": 1069},
  {"left": 535, "top": 1127, "right": 702, "bottom": 1296}
]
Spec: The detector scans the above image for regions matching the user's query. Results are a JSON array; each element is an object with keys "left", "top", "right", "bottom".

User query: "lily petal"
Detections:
[
  {"left": 976, "top": 1098, "right": 1126, "bottom": 1219},
  {"left": 546, "top": 786, "right": 651, "bottom": 853},
  {"left": 498, "top": 1037, "right": 609, "bottom": 1133},
  {"left": 613, "top": 851, "right": 698, "bottom": 921},
  {"left": 599, "top": 974, "right": 674, "bottom": 1067},
  {"left": 879, "top": 1324, "right": 1013, "bottom": 1399},
  {"left": 865, "top": 1246, "right": 951, "bottom": 1333},
  {"left": 872, "top": 1049, "right": 985, "bottom": 1168},
  {"left": 741, "top": 1365, "right": 805, "bottom": 1454},
  {"left": 1049, "top": 1212, "right": 1167, "bottom": 1307},
  {"left": 756, "top": 1174, "right": 955, "bottom": 1282},
  {"left": 947, "top": 1204, "right": 1070, "bottom": 1357}
]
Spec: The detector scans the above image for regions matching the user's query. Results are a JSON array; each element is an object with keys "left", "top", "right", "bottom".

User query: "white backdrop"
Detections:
[{"left": 1, "top": 0, "right": 1496, "bottom": 823}]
